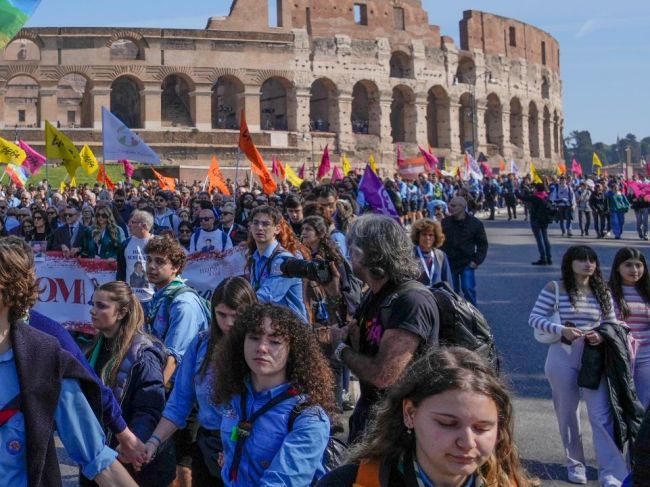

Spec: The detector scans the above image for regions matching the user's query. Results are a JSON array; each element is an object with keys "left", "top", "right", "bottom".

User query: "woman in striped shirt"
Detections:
[
  {"left": 609, "top": 247, "right": 650, "bottom": 408},
  {"left": 529, "top": 245, "right": 626, "bottom": 486}
]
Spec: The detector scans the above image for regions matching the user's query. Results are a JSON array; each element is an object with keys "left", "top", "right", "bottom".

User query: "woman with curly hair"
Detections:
[
  {"left": 410, "top": 218, "right": 452, "bottom": 287},
  {"left": 318, "top": 347, "right": 535, "bottom": 487},
  {"left": 81, "top": 207, "right": 125, "bottom": 259},
  {"left": 609, "top": 247, "right": 650, "bottom": 407},
  {"left": 529, "top": 245, "right": 626, "bottom": 485},
  {"left": 214, "top": 302, "right": 335, "bottom": 486}
]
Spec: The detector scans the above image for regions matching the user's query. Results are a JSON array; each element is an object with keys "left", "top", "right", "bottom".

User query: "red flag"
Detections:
[
  {"left": 272, "top": 157, "right": 281, "bottom": 177},
  {"left": 396, "top": 143, "right": 403, "bottom": 167},
  {"left": 317, "top": 144, "right": 331, "bottom": 180},
  {"left": 120, "top": 159, "right": 134, "bottom": 178},
  {"left": 571, "top": 158, "right": 583, "bottom": 177},
  {"left": 418, "top": 145, "right": 438, "bottom": 172},
  {"left": 480, "top": 161, "right": 494, "bottom": 178},
  {"left": 332, "top": 166, "right": 344, "bottom": 183},
  {"left": 298, "top": 163, "right": 306, "bottom": 179},
  {"left": 238, "top": 109, "right": 277, "bottom": 195},
  {"left": 97, "top": 164, "right": 116, "bottom": 191},
  {"left": 646, "top": 163, "right": 650, "bottom": 177}
]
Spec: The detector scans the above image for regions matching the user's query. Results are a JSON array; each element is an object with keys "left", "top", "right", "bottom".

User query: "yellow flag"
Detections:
[
  {"left": 593, "top": 152, "right": 603, "bottom": 167},
  {"left": 45, "top": 121, "right": 80, "bottom": 178},
  {"left": 70, "top": 176, "right": 77, "bottom": 188},
  {"left": 342, "top": 154, "right": 352, "bottom": 176},
  {"left": 0, "top": 137, "right": 26, "bottom": 165},
  {"left": 59, "top": 180, "right": 66, "bottom": 193},
  {"left": 530, "top": 163, "right": 542, "bottom": 184},
  {"left": 285, "top": 163, "right": 304, "bottom": 188},
  {"left": 79, "top": 145, "right": 99, "bottom": 175},
  {"left": 369, "top": 154, "right": 377, "bottom": 173}
]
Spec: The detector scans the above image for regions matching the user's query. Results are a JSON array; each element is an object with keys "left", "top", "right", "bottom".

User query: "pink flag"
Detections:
[
  {"left": 298, "top": 163, "right": 306, "bottom": 179},
  {"left": 480, "top": 161, "right": 494, "bottom": 178},
  {"left": 18, "top": 140, "right": 46, "bottom": 176},
  {"left": 120, "top": 159, "right": 134, "bottom": 178},
  {"left": 272, "top": 157, "right": 281, "bottom": 177},
  {"left": 396, "top": 143, "right": 405, "bottom": 167},
  {"left": 332, "top": 166, "right": 344, "bottom": 183},
  {"left": 418, "top": 145, "right": 438, "bottom": 172},
  {"left": 317, "top": 144, "right": 331, "bottom": 180},
  {"left": 571, "top": 158, "right": 583, "bottom": 177}
]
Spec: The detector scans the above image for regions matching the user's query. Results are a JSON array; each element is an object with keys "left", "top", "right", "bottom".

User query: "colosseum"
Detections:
[{"left": 0, "top": 0, "right": 563, "bottom": 179}]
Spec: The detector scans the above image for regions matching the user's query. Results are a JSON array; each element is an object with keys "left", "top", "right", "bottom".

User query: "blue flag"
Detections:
[
  {"left": 102, "top": 107, "right": 160, "bottom": 165},
  {"left": 358, "top": 164, "right": 400, "bottom": 221}
]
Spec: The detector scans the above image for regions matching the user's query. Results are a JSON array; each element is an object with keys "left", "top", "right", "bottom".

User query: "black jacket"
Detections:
[
  {"left": 521, "top": 193, "right": 553, "bottom": 226},
  {"left": 441, "top": 215, "right": 488, "bottom": 271},
  {"left": 578, "top": 322, "right": 645, "bottom": 450},
  {"left": 633, "top": 404, "right": 650, "bottom": 486}
]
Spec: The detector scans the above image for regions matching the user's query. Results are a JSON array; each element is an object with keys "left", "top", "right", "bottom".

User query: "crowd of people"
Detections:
[{"left": 0, "top": 166, "right": 649, "bottom": 487}]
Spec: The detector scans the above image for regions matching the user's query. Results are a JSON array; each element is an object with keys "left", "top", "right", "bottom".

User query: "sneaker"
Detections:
[
  {"left": 567, "top": 465, "right": 587, "bottom": 484},
  {"left": 546, "top": 260, "right": 553, "bottom": 265},
  {"left": 532, "top": 260, "right": 547, "bottom": 266}
]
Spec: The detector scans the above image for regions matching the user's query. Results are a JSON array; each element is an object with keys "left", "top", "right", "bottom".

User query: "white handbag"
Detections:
[{"left": 534, "top": 280, "right": 562, "bottom": 344}]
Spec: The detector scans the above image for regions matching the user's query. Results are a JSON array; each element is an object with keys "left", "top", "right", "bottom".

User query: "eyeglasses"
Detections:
[
  {"left": 221, "top": 211, "right": 234, "bottom": 215},
  {"left": 129, "top": 220, "right": 144, "bottom": 225},
  {"left": 97, "top": 214, "right": 109, "bottom": 218},
  {"left": 47, "top": 211, "right": 56, "bottom": 216},
  {"left": 250, "top": 220, "right": 273, "bottom": 228},
  {"left": 155, "top": 198, "right": 166, "bottom": 203},
  {"left": 199, "top": 217, "right": 214, "bottom": 222},
  {"left": 114, "top": 199, "right": 125, "bottom": 204},
  {"left": 64, "top": 213, "right": 77, "bottom": 218},
  {"left": 33, "top": 216, "right": 44, "bottom": 220}
]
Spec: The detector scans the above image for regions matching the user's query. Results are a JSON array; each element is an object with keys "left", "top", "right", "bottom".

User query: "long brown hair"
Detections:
[
  {"left": 93, "top": 281, "right": 146, "bottom": 386},
  {"left": 198, "top": 277, "right": 257, "bottom": 376},
  {"left": 0, "top": 236, "right": 39, "bottom": 324},
  {"left": 213, "top": 302, "right": 336, "bottom": 416},
  {"left": 348, "top": 347, "right": 536, "bottom": 487},
  {"left": 93, "top": 207, "right": 120, "bottom": 244}
]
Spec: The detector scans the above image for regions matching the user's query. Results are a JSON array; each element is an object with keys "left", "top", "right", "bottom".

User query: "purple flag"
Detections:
[
  {"left": 317, "top": 144, "right": 331, "bottom": 180},
  {"left": 359, "top": 164, "right": 400, "bottom": 221},
  {"left": 418, "top": 145, "right": 438, "bottom": 172},
  {"left": 18, "top": 140, "right": 46, "bottom": 176}
]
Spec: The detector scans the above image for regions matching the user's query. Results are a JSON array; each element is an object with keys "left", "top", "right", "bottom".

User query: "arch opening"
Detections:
[
  {"left": 260, "top": 77, "right": 289, "bottom": 131},
  {"left": 212, "top": 76, "right": 244, "bottom": 130},
  {"left": 390, "top": 85, "right": 416, "bottom": 143},
  {"left": 310, "top": 78, "right": 338, "bottom": 133},
  {"left": 427, "top": 86, "right": 450, "bottom": 149},
  {"left": 110, "top": 76, "right": 142, "bottom": 128}
]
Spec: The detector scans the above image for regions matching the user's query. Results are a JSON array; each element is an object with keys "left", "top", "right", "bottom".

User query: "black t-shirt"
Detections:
[{"left": 356, "top": 281, "right": 439, "bottom": 403}]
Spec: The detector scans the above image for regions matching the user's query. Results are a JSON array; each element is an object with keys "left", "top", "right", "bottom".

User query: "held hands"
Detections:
[
  {"left": 584, "top": 330, "right": 604, "bottom": 346},
  {"left": 141, "top": 441, "right": 158, "bottom": 465}
]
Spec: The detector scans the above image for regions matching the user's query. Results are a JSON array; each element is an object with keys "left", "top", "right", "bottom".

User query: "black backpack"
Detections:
[{"left": 381, "top": 281, "right": 499, "bottom": 372}]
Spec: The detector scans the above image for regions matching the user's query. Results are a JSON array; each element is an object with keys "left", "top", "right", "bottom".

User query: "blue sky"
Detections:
[{"left": 25, "top": 0, "right": 650, "bottom": 143}]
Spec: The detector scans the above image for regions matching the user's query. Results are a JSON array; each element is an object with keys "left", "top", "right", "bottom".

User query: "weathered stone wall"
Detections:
[{"left": 0, "top": 0, "right": 564, "bottom": 177}]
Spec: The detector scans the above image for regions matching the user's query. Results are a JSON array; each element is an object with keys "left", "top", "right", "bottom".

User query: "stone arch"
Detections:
[
  {"left": 455, "top": 57, "right": 476, "bottom": 84},
  {"left": 110, "top": 76, "right": 143, "bottom": 128},
  {"left": 351, "top": 80, "right": 379, "bottom": 136},
  {"left": 528, "top": 101, "right": 540, "bottom": 158},
  {"left": 212, "top": 75, "right": 244, "bottom": 129},
  {"left": 543, "top": 106, "right": 552, "bottom": 159},
  {"left": 427, "top": 85, "right": 450, "bottom": 149},
  {"left": 484, "top": 93, "right": 503, "bottom": 155},
  {"left": 389, "top": 51, "right": 413, "bottom": 78},
  {"left": 110, "top": 38, "right": 144, "bottom": 61},
  {"left": 4, "top": 38, "right": 40, "bottom": 61},
  {"left": 4, "top": 75, "right": 40, "bottom": 127},
  {"left": 260, "top": 76, "right": 291, "bottom": 131},
  {"left": 541, "top": 76, "right": 550, "bottom": 100},
  {"left": 458, "top": 92, "right": 474, "bottom": 153},
  {"left": 310, "top": 78, "right": 338, "bottom": 133},
  {"left": 509, "top": 98, "right": 524, "bottom": 149},
  {"left": 390, "top": 85, "right": 416, "bottom": 143},
  {"left": 553, "top": 110, "right": 560, "bottom": 155},
  {"left": 161, "top": 74, "right": 194, "bottom": 127},
  {"left": 57, "top": 73, "right": 92, "bottom": 128}
]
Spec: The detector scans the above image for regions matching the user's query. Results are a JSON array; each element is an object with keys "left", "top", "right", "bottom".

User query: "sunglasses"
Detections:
[
  {"left": 33, "top": 216, "right": 44, "bottom": 220},
  {"left": 64, "top": 213, "right": 77, "bottom": 218},
  {"left": 97, "top": 214, "right": 109, "bottom": 218},
  {"left": 179, "top": 230, "right": 192, "bottom": 234},
  {"left": 199, "top": 217, "right": 214, "bottom": 222}
]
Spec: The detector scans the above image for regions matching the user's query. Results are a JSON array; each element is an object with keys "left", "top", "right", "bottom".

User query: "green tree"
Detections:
[{"left": 565, "top": 130, "right": 594, "bottom": 171}]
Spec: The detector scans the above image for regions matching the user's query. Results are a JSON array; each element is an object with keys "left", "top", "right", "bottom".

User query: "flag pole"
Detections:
[{"left": 233, "top": 147, "right": 241, "bottom": 202}]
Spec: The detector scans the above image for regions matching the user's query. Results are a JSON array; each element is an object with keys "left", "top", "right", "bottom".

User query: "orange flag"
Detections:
[
  {"left": 96, "top": 164, "right": 116, "bottom": 191},
  {"left": 238, "top": 109, "right": 277, "bottom": 194},
  {"left": 152, "top": 168, "right": 176, "bottom": 192},
  {"left": 208, "top": 155, "right": 231, "bottom": 196},
  {"left": 499, "top": 160, "right": 506, "bottom": 172}
]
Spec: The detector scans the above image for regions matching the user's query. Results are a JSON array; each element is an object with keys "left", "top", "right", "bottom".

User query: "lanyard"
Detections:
[
  {"left": 417, "top": 247, "right": 436, "bottom": 286},
  {"left": 252, "top": 246, "right": 282, "bottom": 291},
  {"left": 221, "top": 226, "right": 230, "bottom": 251}
]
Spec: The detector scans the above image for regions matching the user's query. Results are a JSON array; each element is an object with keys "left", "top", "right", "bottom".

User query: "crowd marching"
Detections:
[{"left": 2, "top": 164, "right": 650, "bottom": 487}]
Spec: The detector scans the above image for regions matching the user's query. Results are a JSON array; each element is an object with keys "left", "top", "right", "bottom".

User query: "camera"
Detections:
[{"left": 280, "top": 258, "right": 332, "bottom": 284}]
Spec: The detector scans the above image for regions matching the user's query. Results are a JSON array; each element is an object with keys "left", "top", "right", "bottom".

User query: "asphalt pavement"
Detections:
[
  {"left": 477, "top": 208, "right": 649, "bottom": 485},
  {"left": 57, "top": 208, "right": 649, "bottom": 486}
]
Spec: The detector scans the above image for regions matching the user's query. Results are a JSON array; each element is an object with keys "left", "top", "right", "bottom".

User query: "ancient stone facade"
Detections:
[{"left": 0, "top": 1, "right": 563, "bottom": 177}]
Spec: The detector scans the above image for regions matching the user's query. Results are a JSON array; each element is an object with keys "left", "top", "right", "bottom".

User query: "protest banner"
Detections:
[{"left": 33, "top": 247, "right": 248, "bottom": 333}]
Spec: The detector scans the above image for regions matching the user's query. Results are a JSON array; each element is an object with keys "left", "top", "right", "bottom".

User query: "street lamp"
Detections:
[
  {"left": 453, "top": 70, "right": 497, "bottom": 157},
  {"left": 302, "top": 130, "right": 315, "bottom": 181}
]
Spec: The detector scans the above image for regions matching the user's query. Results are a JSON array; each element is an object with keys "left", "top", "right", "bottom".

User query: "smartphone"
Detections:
[{"left": 561, "top": 321, "right": 577, "bottom": 345}]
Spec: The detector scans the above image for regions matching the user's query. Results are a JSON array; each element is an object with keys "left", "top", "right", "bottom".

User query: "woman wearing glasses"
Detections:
[
  {"left": 31, "top": 208, "right": 51, "bottom": 242},
  {"left": 81, "top": 209, "right": 126, "bottom": 260}
]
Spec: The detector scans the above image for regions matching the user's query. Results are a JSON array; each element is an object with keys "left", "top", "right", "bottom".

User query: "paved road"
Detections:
[
  {"left": 58, "top": 208, "right": 647, "bottom": 485},
  {"left": 478, "top": 209, "right": 649, "bottom": 485}
]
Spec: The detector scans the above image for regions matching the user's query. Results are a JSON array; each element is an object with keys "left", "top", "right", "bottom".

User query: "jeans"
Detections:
[
  {"left": 451, "top": 266, "right": 477, "bottom": 306},
  {"left": 557, "top": 206, "right": 573, "bottom": 234},
  {"left": 610, "top": 211, "right": 625, "bottom": 238},
  {"left": 593, "top": 212, "right": 607, "bottom": 236},
  {"left": 635, "top": 208, "right": 649, "bottom": 238},
  {"left": 531, "top": 222, "right": 552, "bottom": 262},
  {"left": 578, "top": 210, "right": 591, "bottom": 234}
]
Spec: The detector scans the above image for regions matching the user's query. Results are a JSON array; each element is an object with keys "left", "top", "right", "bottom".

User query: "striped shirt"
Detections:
[
  {"left": 529, "top": 283, "right": 615, "bottom": 334},
  {"left": 616, "top": 286, "right": 650, "bottom": 358}
]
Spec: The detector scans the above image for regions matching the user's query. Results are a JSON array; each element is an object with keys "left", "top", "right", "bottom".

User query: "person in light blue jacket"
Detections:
[
  {"left": 215, "top": 303, "right": 336, "bottom": 487},
  {"left": 143, "top": 277, "right": 258, "bottom": 486}
]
